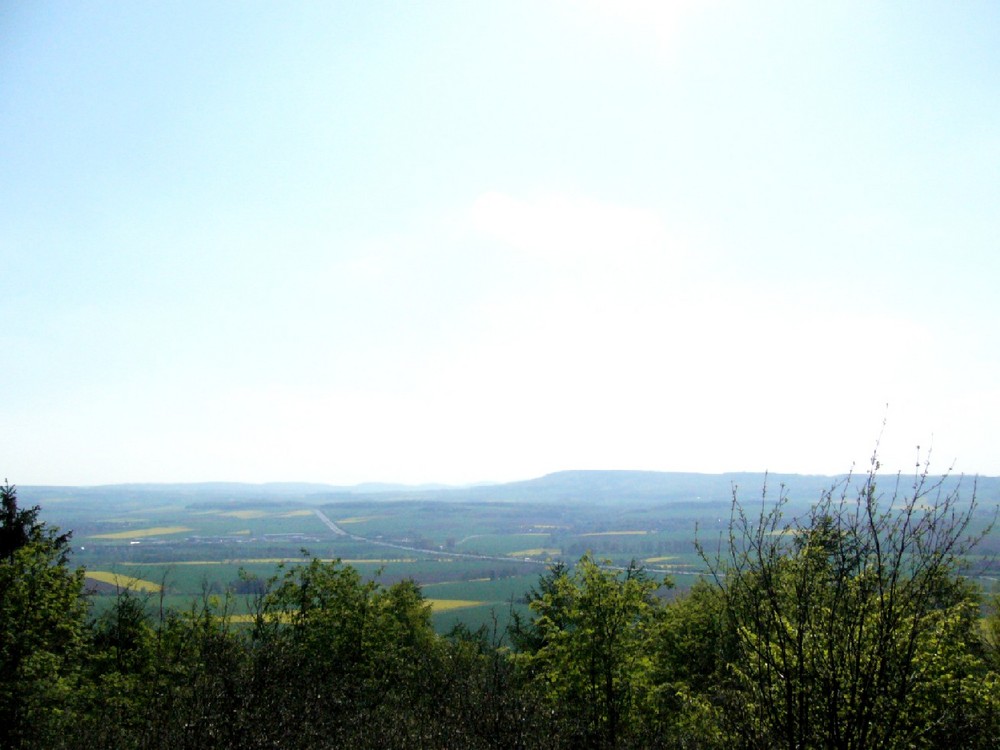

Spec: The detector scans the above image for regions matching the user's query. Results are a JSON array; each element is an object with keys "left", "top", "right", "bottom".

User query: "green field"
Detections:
[{"left": 26, "top": 474, "right": 1000, "bottom": 632}]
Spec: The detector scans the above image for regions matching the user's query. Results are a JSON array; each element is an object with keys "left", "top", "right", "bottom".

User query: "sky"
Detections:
[{"left": 2, "top": 1, "right": 999, "bottom": 486}]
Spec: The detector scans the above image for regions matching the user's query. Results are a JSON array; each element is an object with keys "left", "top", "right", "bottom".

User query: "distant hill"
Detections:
[
  {"left": 315, "top": 469, "right": 999, "bottom": 508},
  {"left": 475, "top": 470, "right": 842, "bottom": 504},
  {"left": 18, "top": 480, "right": 458, "bottom": 505},
  {"left": 21, "top": 469, "right": 997, "bottom": 509}
]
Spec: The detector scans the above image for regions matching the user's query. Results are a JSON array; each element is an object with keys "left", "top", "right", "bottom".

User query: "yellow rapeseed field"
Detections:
[
  {"left": 91, "top": 526, "right": 192, "bottom": 539},
  {"left": 336, "top": 515, "right": 386, "bottom": 524},
  {"left": 507, "top": 548, "right": 560, "bottom": 557},
  {"left": 85, "top": 571, "right": 162, "bottom": 592}
]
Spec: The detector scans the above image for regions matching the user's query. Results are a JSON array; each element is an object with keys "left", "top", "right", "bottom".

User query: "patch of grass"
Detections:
[
  {"left": 425, "top": 599, "right": 484, "bottom": 612},
  {"left": 100, "top": 517, "right": 149, "bottom": 523},
  {"left": 421, "top": 575, "right": 538, "bottom": 602},
  {"left": 456, "top": 533, "right": 556, "bottom": 555},
  {"left": 579, "top": 530, "right": 649, "bottom": 537},
  {"left": 120, "top": 557, "right": 418, "bottom": 566}
]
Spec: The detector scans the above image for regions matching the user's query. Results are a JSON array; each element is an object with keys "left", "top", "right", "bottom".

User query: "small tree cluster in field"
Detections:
[{"left": 2, "top": 453, "right": 1000, "bottom": 749}]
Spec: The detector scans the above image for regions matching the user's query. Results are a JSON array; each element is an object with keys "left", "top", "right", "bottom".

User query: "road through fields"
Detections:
[
  {"left": 313, "top": 509, "right": 549, "bottom": 567},
  {"left": 311, "top": 509, "right": 685, "bottom": 577}
]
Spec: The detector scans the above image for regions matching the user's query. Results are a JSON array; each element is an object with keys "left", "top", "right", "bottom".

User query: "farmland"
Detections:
[{"left": 24, "top": 470, "right": 1000, "bottom": 633}]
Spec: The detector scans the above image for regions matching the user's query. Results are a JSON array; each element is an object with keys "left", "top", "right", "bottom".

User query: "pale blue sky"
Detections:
[{"left": 2, "top": 1, "right": 998, "bottom": 485}]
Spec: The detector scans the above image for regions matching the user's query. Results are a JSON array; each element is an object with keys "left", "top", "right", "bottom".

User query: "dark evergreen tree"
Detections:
[{"left": 0, "top": 482, "right": 87, "bottom": 748}]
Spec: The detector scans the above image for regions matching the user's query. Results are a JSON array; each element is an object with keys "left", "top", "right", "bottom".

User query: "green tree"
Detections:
[
  {"left": 0, "top": 482, "right": 87, "bottom": 748},
  {"left": 238, "top": 556, "right": 446, "bottom": 749},
  {"left": 73, "top": 589, "right": 158, "bottom": 749},
  {"left": 517, "top": 555, "right": 666, "bottom": 749},
  {"left": 647, "top": 579, "right": 731, "bottom": 749},
  {"left": 509, "top": 560, "right": 569, "bottom": 653},
  {"left": 438, "top": 619, "right": 545, "bottom": 749},
  {"left": 700, "top": 456, "right": 1000, "bottom": 749}
]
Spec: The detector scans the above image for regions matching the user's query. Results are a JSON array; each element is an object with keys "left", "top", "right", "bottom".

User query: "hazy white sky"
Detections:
[{"left": 2, "top": 1, "right": 998, "bottom": 485}]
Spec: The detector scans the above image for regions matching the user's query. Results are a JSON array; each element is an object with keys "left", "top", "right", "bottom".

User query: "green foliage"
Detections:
[
  {"left": 700, "top": 460, "right": 1000, "bottom": 749},
  {"left": 234, "top": 557, "right": 446, "bottom": 748},
  {"left": 5, "top": 467, "right": 1000, "bottom": 749},
  {"left": 516, "top": 555, "right": 667, "bottom": 749},
  {"left": 0, "top": 482, "right": 87, "bottom": 748},
  {"left": 645, "top": 580, "right": 731, "bottom": 749}
]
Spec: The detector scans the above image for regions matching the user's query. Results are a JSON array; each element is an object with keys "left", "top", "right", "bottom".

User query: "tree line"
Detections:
[{"left": 3, "top": 460, "right": 1000, "bottom": 749}]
